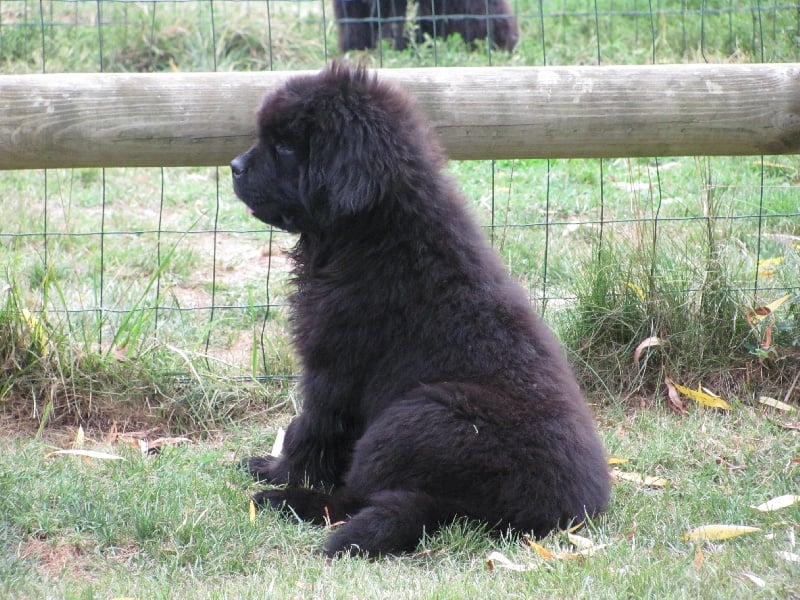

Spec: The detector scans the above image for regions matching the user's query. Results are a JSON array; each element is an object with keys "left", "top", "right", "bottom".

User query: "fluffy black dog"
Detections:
[
  {"left": 231, "top": 64, "right": 610, "bottom": 558},
  {"left": 334, "top": 0, "right": 520, "bottom": 52}
]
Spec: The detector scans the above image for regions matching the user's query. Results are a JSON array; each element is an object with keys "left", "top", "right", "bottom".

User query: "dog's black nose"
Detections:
[{"left": 230, "top": 155, "right": 247, "bottom": 177}]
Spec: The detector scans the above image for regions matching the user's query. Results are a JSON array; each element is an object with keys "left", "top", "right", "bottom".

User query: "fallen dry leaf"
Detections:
[
  {"left": 607, "top": 456, "right": 629, "bottom": 465},
  {"left": 558, "top": 544, "right": 610, "bottom": 561},
  {"left": 611, "top": 467, "right": 668, "bottom": 488},
  {"left": 140, "top": 436, "right": 192, "bottom": 455},
  {"left": 759, "top": 396, "right": 797, "bottom": 412},
  {"left": 566, "top": 522, "right": 585, "bottom": 533},
  {"left": 633, "top": 336, "right": 663, "bottom": 366},
  {"left": 693, "top": 546, "right": 705, "bottom": 571},
  {"left": 486, "top": 551, "right": 536, "bottom": 572},
  {"left": 751, "top": 494, "right": 800, "bottom": 512},
  {"left": 683, "top": 524, "right": 761, "bottom": 541},
  {"left": 73, "top": 425, "right": 85, "bottom": 449},
  {"left": 739, "top": 572, "right": 766, "bottom": 588},
  {"left": 270, "top": 427, "right": 286, "bottom": 457},
  {"left": 664, "top": 377, "right": 687, "bottom": 416},
  {"left": 20, "top": 308, "right": 49, "bottom": 358},
  {"left": 757, "top": 256, "right": 784, "bottom": 278},
  {"left": 624, "top": 281, "right": 646, "bottom": 302},
  {"left": 526, "top": 539, "right": 555, "bottom": 560},
  {"left": 46, "top": 449, "right": 126, "bottom": 461},
  {"left": 566, "top": 532, "right": 595, "bottom": 550},
  {"left": 525, "top": 536, "right": 608, "bottom": 561},
  {"left": 777, "top": 551, "right": 800, "bottom": 563},
  {"left": 761, "top": 322, "right": 775, "bottom": 350},
  {"left": 746, "top": 293, "right": 792, "bottom": 324},
  {"left": 113, "top": 345, "right": 129, "bottom": 362},
  {"left": 671, "top": 382, "right": 730, "bottom": 410}
]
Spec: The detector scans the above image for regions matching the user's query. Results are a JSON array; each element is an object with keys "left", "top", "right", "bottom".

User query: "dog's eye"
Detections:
[{"left": 274, "top": 144, "right": 294, "bottom": 157}]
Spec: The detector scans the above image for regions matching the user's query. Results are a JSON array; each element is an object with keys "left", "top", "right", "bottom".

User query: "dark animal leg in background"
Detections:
[{"left": 334, "top": 0, "right": 376, "bottom": 51}]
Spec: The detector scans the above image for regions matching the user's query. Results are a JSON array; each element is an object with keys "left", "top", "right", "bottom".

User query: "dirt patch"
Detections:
[
  {"left": 18, "top": 536, "right": 142, "bottom": 582},
  {"left": 168, "top": 231, "right": 294, "bottom": 309},
  {"left": 200, "top": 232, "right": 293, "bottom": 287},
  {"left": 18, "top": 537, "right": 98, "bottom": 581}
]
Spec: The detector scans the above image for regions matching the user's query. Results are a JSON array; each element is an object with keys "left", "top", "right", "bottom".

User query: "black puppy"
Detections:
[
  {"left": 231, "top": 64, "right": 610, "bottom": 557},
  {"left": 334, "top": 0, "right": 520, "bottom": 52}
]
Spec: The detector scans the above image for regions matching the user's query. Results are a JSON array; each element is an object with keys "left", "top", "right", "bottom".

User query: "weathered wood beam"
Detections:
[{"left": 1, "top": 63, "right": 799, "bottom": 170}]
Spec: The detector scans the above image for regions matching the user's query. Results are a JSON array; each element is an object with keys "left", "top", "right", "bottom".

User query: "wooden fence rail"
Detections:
[{"left": 1, "top": 63, "right": 799, "bottom": 169}]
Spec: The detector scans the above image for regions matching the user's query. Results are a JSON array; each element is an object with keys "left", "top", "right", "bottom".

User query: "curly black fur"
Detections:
[
  {"left": 231, "top": 64, "right": 610, "bottom": 558},
  {"left": 333, "top": 0, "right": 520, "bottom": 52}
]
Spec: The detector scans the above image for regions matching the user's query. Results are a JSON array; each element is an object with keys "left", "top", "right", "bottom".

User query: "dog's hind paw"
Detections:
[{"left": 253, "top": 487, "right": 340, "bottom": 525}]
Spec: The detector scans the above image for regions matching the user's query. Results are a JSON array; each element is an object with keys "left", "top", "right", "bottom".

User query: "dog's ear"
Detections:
[{"left": 303, "top": 119, "right": 394, "bottom": 228}]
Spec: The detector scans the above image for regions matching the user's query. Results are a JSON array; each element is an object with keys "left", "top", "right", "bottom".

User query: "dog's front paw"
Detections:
[{"left": 239, "top": 454, "right": 280, "bottom": 482}]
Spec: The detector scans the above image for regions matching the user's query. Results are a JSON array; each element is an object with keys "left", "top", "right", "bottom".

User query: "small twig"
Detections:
[{"left": 783, "top": 369, "right": 800, "bottom": 405}]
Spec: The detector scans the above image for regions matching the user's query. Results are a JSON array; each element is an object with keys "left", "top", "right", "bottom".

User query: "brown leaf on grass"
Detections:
[
  {"left": 761, "top": 322, "right": 775, "bottom": 350},
  {"left": 633, "top": 336, "right": 663, "bottom": 366},
  {"left": 323, "top": 505, "right": 347, "bottom": 530},
  {"left": 746, "top": 294, "right": 792, "bottom": 324},
  {"left": 108, "top": 427, "right": 162, "bottom": 445},
  {"left": 113, "top": 345, "right": 128, "bottom": 362},
  {"left": 693, "top": 546, "right": 705, "bottom": 571},
  {"left": 140, "top": 436, "right": 192, "bottom": 456},
  {"left": 664, "top": 377, "right": 687, "bottom": 415},
  {"left": 619, "top": 523, "right": 638, "bottom": 541},
  {"left": 525, "top": 535, "right": 609, "bottom": 562},
  {"left": 611, "top": 468, "right": 669, "bottom": 488},
  {"left": 557, "top": 544, "right": 610, "bottom": 561},
  {"left": 554, "top": 548, "right": 606, "bottom": 561},
  {"left": 682, "top": 524, "right": 761, "bottom": 541},
  {"left": 526, "top": 539, "right": 555, "bottom": 560}
]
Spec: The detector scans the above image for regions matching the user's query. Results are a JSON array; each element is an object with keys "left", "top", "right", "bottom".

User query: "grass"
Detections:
[
  {"left": 1, "top": 404, "right": 798, "bottom": 598},
  {"left": 0, "top": 1, "right": 799, "bottom": 596}
]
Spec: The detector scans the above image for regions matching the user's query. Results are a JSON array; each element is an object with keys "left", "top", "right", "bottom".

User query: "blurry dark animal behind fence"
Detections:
[{"left": 333, "top": 0, "right": 519, "bottom": 52}]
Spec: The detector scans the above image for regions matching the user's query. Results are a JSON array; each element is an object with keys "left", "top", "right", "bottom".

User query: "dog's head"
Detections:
[{"left": 231, "top": 63, "right": 442, "bottom": 234}]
